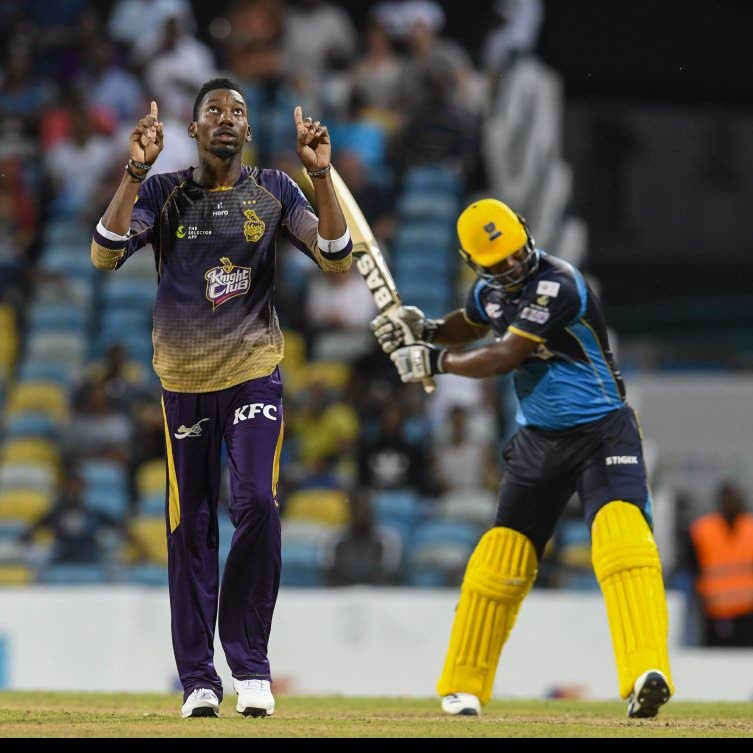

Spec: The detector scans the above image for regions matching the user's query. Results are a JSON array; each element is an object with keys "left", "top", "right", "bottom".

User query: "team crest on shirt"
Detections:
[
  {"left": 243, "top": 209, "right": 265, "bottom": 243},
  {"left": 204, "top": 257, "right": 251, "bottom": 309}
]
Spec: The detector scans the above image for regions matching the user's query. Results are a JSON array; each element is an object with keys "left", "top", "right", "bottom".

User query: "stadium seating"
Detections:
[
  {"left": 5, "top": 412, "right": 60, "bottom": 441},
  {"left": 371, "top": 489, "right": 424, "bottom": 547},
  {"left": 5, "top": 382, "right": 69, "bottom": 424},
  {"left": 403, "top": 166, "right": 462, "bottom": 194},
  {"left": 556, "top": 519, "right": 592, "bottom": 568},
  {"left": 0, "top": 520, "right": 27, "bottom": 542},
  {"left": 0, "top": 463, "right": 56, "bottom": 493},
  {"left": 297, "top": 362, "right": 352, "bottom": 392},
  {"left": 284, "top": 488, "right": 350, "bottom": 527},
  {"left": 39, "top": 246, "right": 97, "bottom": 279},
  {"left": 399, "top": 191, "right": 460, "bottom": 221},
  {"left": 327, "top": 122, "right": 385, "bottom": 170},
  {"left": 217, "top": 512, "right": 235, "bottom": 573},
  {"left": 436, "top": 489, "right": 498, "bottom": 528},
  {"left": 15, "top": 361, "right": 76, "bottom": 387},
  {"left": 0, "top": 564, "right": 34, "bottom": 585},
  {"left": 37, "top": 563, "right": 111, "bottom": 585},
  {"left": 82, "top": 488, "right": 129, "bottom": 519},
  {"left": 42, "top": 218, "right": 89, "bottom": 246},
  {"left": 282, "top": 519, "right": 342, "bottom": 551},
  {"left": 0, "top": 489, "right": 53, "bottom": 522},
  {"left": 392, "top": 223, "right": 455, "bottom": 253},
  {"left": 80, "top": 459, "right": 128, "bottom": 495},
  {"left": 406, "top": 520, "right": 481, "bottom": 587},
  {"left": 280, "top": 539, "right": 325, "bottom": 587},
  {"left": 28, "top": 303, "right": 87, "bottom": 334},
  {"left": 0, "top": 303, "right": 18, "bottom": 381},
  {"left": 130, "top": 516, "right": 168, "bottom": 566},
  {"left": 25, "top": 332, "right": 87, "bottom": 369},
  {"left": 280, "top": 329, "right": 308, "bottom": 392},
  {"left": 120, "top": 564, "right": 168, "bottom": 586},
  {"left": 1, "top": 438, "right": 60, "bottom": 472},
  {"left": 103, "top": 278, "right": 156, "bottom": 309},
  {"left": 137, "top": 491, "right": 164, "bottom": 517},
  {"left": 136, "top": 459, "right": 166, "bottom": 498}
]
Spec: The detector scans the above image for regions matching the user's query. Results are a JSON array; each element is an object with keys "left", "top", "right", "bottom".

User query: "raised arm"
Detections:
[
  {"left": 101, "top": 100, "right": 164, "bottom": 235},
  {"left": 293, "top": 106, "right": 347, "bottom": 241}
]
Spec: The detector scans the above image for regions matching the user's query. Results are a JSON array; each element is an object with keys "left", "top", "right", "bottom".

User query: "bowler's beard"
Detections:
[{"left": 208, "top": 141, "right": 242, "bottom": 159}]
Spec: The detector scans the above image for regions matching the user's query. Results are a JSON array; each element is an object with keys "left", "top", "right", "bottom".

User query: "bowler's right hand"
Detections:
[
  {"left": 370, "top": 305, "right": 438, "bottom": 355},
  {"left": 129, "top": 100, "right": 164, "bottom": 168}
]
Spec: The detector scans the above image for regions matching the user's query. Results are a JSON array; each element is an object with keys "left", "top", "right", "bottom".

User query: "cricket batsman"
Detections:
[
  {"left": 371, "top": 199, "right": 674, "bottom": 717},
  {"left": 90, "top": 78, "right": 351, "bottom": 718}
]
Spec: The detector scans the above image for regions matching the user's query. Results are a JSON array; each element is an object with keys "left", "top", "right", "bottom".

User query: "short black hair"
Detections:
[{"left": 193, "top": 77, "right": 246, "bottom": 121}]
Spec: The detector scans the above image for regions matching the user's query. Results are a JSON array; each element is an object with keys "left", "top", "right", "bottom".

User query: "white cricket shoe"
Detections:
[
  {"left": 627, "top": 669, "right": 671, "bottom": 718},
  {"left": 441, "top": 692, "right": 481, "bottom": 716},
  {"left": 234, "top": 678, "right": 275, "bottom": 717},
  {"left": 181, "top": 688, "right": 220, "bottom": 718}
]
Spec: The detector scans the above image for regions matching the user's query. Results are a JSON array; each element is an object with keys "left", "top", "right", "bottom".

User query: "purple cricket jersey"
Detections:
[{"left": 91, "top": 165, "right": 351, "bottom": 392}]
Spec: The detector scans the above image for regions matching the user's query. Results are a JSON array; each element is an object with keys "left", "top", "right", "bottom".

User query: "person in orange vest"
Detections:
[{"left": 688, "top": 481, "right": 753, "bottom": 647}]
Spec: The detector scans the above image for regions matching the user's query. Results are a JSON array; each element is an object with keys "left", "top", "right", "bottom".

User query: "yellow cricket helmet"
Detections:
[{"left": 457, "top": 198, "right": 538, "bottom": 291}]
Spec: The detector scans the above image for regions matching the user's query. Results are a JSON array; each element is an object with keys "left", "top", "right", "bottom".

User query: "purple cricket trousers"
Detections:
[{"left": 161, "top": 368, "right": 284, "bottom": 702}]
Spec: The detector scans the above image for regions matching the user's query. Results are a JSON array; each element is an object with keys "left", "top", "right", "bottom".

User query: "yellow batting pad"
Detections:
[
  {"left": 437, "top": 527, "right": 537, "bottom": 705},
  {"left": 592, "top": 501, "right": 674, "bottom": 699}
]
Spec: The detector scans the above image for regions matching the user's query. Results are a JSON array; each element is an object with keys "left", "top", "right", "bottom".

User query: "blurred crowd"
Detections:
[{"left": 15, "top": 1, "right": 745, "bottom": 602}]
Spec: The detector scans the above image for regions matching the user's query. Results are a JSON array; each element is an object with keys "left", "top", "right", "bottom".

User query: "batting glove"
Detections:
[
  {"left": 390, "top": 343, "right": 446, "bottom": 383},
  {"left": 370, "top": 305, "right": 440, "bottom": 355}
]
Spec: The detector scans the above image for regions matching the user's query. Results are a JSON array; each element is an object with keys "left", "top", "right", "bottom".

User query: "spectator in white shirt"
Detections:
[
  {"left": 45, "top": 101, "right": 117, "bottom": 219},
  {"left": 74, "top": 40, "right": 145, "bottom": 124},
  {"left": 107, "top": 0, "right": 196, "bottom": 66},
  {"left": 305, "top": 267, "right": 377, "bottom": 333},
  {"left": 285, "top": 0, "right": 357, "bottom": 76}
]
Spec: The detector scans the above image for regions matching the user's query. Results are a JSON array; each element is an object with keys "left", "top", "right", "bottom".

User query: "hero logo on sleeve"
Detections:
[
  {"left": 233, "top": 403, "right": 278, "bottom": 425},
  {"left": 204, "top": 257, "right": 251, "bottom": 310}
]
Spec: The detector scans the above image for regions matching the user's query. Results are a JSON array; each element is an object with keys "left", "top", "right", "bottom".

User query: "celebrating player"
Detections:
[
  {"left": 91, "top": 79, "right": 351, "bottom": 719},
  {"left": 371, "top": 199, "right": 674, "bottom": 718}
]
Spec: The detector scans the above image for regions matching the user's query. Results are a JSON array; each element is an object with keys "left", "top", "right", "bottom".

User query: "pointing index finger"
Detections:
[
  {"left": 150, "top": 100, "right": 158, "bottom": 120},
  {"left": 293, "top": 106, "right": 303, "bottom": 130}
]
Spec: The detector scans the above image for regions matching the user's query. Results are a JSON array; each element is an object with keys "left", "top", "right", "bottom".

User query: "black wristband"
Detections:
[
  {"left": 128, "top": 157, "right": 152, "bottom": 172},
  {"left": 125, "top": 164, "right": 146, "bottom": 183},
  {"left": 423, "top": 318, "right": 442, "bottom": 344},
  {"left": 307, "top": 164, "right": 332, "bottom": 178},
  {"left": 429, "top": 347, "right": 446, "bottom": 375}
]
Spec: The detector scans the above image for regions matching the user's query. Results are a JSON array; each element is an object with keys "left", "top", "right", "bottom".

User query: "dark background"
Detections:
[{"left": 193, "top": 0, "right": 753, "bottom": 105}]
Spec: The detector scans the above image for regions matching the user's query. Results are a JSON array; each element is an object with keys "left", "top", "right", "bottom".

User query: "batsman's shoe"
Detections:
[
  {"left": 441, "top": 692, "right": 481, "bottom": 716},
  {"left": 627, "top": 670, "right": 671, "bottom": 718},
  {"left": 181, "top": 688, "right": 220, "bottom": 718},
  {"left": 234, "top": 678, "right": 275, "bottom": 717}
]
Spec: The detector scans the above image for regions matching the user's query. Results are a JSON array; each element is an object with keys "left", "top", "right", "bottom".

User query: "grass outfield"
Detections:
[{"left": 0, "top": 693, "right": 752, "bottom": 737}]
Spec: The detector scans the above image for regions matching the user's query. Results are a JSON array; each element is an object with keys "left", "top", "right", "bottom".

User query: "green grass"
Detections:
[{"left": 0, "top": 693, "right": 752, "bottom": 737}]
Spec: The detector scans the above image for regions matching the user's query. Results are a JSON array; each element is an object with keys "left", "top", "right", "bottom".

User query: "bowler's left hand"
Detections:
[
  {"left": 390, "top": 343, "right": 446, "bottom": 383},
  {"left": 294, "top": 106, "right": 331, "bottom": 172}
]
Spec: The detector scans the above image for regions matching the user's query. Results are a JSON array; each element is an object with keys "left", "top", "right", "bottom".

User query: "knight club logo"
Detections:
[{"left": 204, "top": 257, "right": 251, "bottom": 310}]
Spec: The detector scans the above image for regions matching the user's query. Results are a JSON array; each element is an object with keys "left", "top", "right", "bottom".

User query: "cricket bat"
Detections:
[{"left": 301, "top": 166, "right": 436, "bottom": 394}]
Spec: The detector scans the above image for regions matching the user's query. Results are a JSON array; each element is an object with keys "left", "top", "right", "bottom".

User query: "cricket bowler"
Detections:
[
  {"left": 371, "top": 198, "right": 674, "bottom": 718},
  {"left": 90, "top": 78, "right": 351, "bottom": 718}
]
